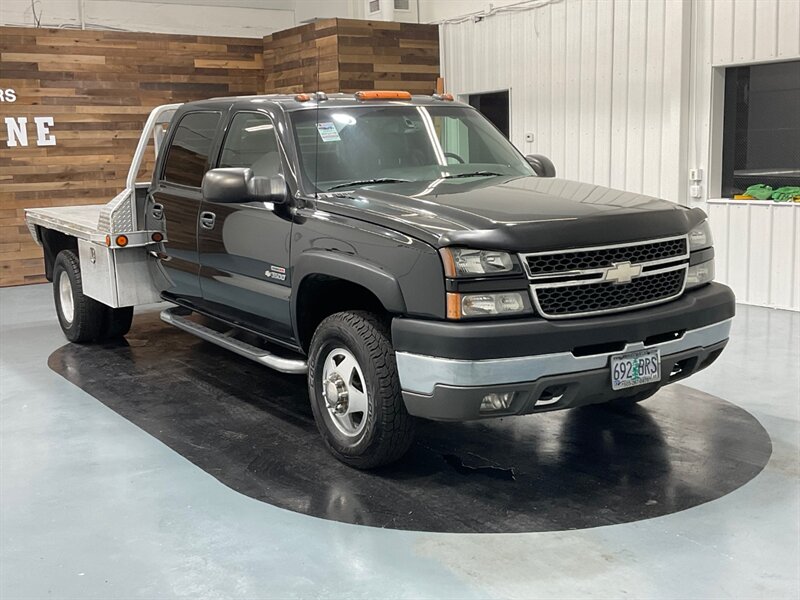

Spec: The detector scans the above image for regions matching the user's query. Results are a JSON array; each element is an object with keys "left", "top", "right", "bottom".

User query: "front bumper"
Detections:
[{"left": 393, "top": 283, "right": 734, "bottom": 421}]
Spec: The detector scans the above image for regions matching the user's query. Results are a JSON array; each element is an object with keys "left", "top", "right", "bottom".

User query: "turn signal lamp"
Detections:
[
  {"left": 355, "top": 90, "right": 412, "bottom": 101},
  {"left": 151, "top": 232, "right": 164, "bottom": 242},
  {"left": 116, "top": 235, "right": 129, "bottom": 247},
  {"left": 294, "top": 93, "right": 312, "bottom": 102},
  {"left": 446, "top": 292, "right": 462, "bottom": 319},
  {"left": 105, "top": 234, "right": 111, "bottom": 247}
]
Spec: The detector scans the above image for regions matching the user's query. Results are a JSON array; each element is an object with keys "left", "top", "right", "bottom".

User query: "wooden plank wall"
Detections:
[
  {"left": 263, "top": 19, "right": 339, "bottom": 93},
  {"left": 0, "top": 26, "right": 263, "bottom": 286},
  {"left": 0, "top": 20, "right": 439, "bottom": 286},
  {"left": 335, "top": 19, "right": 440, "bottom": 94},
  {"left": 263, "top": 18, "right": 440, "bottom": 94}
]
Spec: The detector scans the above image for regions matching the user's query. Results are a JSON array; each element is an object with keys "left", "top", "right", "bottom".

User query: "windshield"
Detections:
[{"left": 290, "top": 105, "right": 535, "bottom": 191}]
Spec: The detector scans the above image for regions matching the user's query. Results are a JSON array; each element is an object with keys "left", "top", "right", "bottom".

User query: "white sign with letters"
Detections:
[{"left": 1, "top": 87, "right": 58, "bottom": 147}]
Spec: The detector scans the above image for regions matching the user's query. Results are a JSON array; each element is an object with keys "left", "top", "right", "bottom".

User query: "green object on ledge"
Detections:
[
  {"left": 771, "top": 186, "right": 800, "bottom": 202},
  {"left": 744, "top": 184, "right": 774, "bottom": 200}
]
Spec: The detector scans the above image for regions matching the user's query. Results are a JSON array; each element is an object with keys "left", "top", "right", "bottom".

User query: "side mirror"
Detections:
[
  {"left": 525, "top": 154, "right": 557, "bottom": 178},
  {"left": 201, "top": 168, "right": 288, "bottom": 205}
]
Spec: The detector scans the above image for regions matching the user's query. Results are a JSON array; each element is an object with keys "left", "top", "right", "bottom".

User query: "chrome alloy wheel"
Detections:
[
  {"left": 321, "top": 347, "right": 369, "bottom": 437},
  {"left": 58, "top": 270, "right": 75, "bottom": 324}
]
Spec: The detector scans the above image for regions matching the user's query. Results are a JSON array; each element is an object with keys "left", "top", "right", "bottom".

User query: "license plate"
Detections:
[{"left": 610, "top": 348, "right": 661, "bottom": 391}]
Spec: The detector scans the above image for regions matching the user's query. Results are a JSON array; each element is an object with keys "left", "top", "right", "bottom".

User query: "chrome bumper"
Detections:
[{"left": 395, "top": 318, "right": 732, "bottom": 396}]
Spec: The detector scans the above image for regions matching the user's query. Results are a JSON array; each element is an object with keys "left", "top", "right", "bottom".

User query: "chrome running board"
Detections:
[{"left": 160, "top": 307, "right": 308, "bottom": 375}]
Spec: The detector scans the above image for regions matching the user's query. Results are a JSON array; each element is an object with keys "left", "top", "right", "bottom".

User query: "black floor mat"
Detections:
[{"left": 48, "top": 310, "right": 772, "bottom": 533}]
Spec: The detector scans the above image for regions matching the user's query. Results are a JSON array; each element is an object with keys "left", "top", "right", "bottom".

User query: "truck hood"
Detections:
[{"left": 313, "top": 175, "right": 705, "bottom": 252}]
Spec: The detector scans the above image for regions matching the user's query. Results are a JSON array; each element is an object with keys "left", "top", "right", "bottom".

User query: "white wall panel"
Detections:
[
  {"left": 440, "top": 0, "right": 800, "bottom": 310},
  {"left": 0, "top": 0, "right": 297, "bottom": 36},
  {"left": 689, "top": 0, "right": 800, "bottom": 204},
  {"left": 419, "top": 0, "right": 522, "bottom": 23},
  {"left": 707, "top": 202, "right": 800, "bottom": 311},
  {"left": 777, "top": 0, "right": 800, "bottom": 58},
  {"left": 441, "top": 0, "right": 690, "bottom": 203}
]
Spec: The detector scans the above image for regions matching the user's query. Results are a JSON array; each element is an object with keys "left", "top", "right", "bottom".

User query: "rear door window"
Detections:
[{"left": 162, "top": 111, "right": 221, "bottom": 187}]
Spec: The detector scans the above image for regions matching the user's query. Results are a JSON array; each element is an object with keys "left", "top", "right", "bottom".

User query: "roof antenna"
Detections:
[{"left": 313, "top": 44, "right": 321, "bottom": 200}]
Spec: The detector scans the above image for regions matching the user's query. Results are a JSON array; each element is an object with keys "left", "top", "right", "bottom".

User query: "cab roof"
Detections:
[{"left": 182, "top": 92, "right": 468, "bottom": 113}]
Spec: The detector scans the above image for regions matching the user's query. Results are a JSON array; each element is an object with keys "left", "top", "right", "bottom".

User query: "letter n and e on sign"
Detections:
[{"left": 1, "top": 87, "right": 57, "bottom": 147}]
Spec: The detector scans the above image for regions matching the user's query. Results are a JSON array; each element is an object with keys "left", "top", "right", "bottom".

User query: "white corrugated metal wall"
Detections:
[
  {"left": 440, "top": 0, "right": 691, "bottom": 203},
  {"left": 688, "top": 0, "right": 800, "bottom": 203},
  {"left": 708, "top": 201, "right": 800, "bottom": 310},
  {"left": 439, "top": 0, "right": 800, "bottom": 311},
  {"left": 688, "top": 0, "right": 800, "bottom": 311}
]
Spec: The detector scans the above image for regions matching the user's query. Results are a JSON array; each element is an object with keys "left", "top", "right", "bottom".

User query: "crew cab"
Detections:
[{"left": 25, "top": 91, "right": 735, "bottom": 468}]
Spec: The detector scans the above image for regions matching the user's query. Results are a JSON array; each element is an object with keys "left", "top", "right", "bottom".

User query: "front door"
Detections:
[
  {"left": 197, "top": 111, "right": 294, "bottom": 343},
  {"left": 147, "top": 110, "right": 222, "bottom": 303}
]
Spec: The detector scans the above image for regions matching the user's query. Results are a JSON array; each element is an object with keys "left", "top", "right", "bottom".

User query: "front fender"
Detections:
[{"left": 292, "top": 249, "right": 407, "bottom": 318}]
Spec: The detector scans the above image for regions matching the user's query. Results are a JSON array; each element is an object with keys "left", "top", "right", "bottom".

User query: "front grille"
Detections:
[
  {"left": 525, "top": 238, "right": 687, "bottom": 276},
  {"left": 534, "top": 268, "right": 686, "bottom": 318},
  {"left": 520, "top": 235, "right": 690, "bottom": 318}
]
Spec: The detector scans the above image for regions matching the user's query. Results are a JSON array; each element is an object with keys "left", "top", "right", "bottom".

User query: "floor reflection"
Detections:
[{"left": 48, "top": 311, "right": 772, "bottom": 533}]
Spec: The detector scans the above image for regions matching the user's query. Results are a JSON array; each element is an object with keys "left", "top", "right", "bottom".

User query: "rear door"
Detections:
[
  {"left": 197, "top": 110, "right": 295, "bottom": 343},
  {"left": 147, "top": 110, "right": 222, "bottom": 303}
]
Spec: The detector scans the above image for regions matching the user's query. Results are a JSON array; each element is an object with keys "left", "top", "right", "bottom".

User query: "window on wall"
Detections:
[
  {"left": 369, "top": 1, "right": 380, "bottom": 13},
  {"left": 394, "top": 0, "right": 410, "bottom": 9},
  {"left": 162, "top": 112, "right": 220, "bottom": 187},
  {"left": 721, "top": 61, "right": 800, "bottom": 198}
]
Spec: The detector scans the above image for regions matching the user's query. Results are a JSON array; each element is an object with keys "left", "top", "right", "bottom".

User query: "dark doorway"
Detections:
[{"left": 468, "top": 90, "right": 510, "bottom": 139}]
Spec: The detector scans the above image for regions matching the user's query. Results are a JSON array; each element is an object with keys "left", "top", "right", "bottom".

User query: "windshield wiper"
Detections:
[
  {"left": 326, "top": 178, "right": 410, "bottom": 191},
  {"left": 441, "top": 171, "right": 506, "bottom": 179}
]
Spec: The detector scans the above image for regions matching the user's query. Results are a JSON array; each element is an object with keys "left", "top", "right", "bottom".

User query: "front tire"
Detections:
[{"left": 308, "top": 311, "right": 415, "bottom": 469}]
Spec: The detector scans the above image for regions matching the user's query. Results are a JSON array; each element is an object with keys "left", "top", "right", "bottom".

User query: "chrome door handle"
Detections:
[
  {"left": 199, "top": 211, "right": 216, "bottom": 229},
  {"left": 151, "top": 203, "right": 164, "bottom": 219}
]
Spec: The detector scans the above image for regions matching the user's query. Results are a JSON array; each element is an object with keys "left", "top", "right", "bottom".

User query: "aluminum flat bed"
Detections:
[
  {"left": 25, "top": 205, "right": 105, "bottom": 242},
  {"left": 25, "top": 103, "right": 181, "bottom": 307}
]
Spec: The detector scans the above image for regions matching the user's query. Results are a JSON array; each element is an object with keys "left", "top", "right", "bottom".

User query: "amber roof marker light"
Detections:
[{"left": 355, "top": 90, "right": 413, "bottom": 101}]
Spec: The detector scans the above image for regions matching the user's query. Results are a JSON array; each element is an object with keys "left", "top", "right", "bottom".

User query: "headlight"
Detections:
[
  {"left": 686, "top": 260, "right": 715, "bottom": 289},
  {"left": 688, "top": 220, "right": 713, "bottom": 251},
  {"left": 440, "top": 248, "right": 514, "bottom": 277},
  {"left": 447, "top": 291, "right": 527, "bottom": 319}
]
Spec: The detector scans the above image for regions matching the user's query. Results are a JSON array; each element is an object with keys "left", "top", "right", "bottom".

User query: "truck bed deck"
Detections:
[{"left": 26, "top": 205, "right": 105, "bottom": 242}]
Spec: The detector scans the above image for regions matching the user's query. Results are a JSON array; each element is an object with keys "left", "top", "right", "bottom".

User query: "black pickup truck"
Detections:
[{"left": 26, "top": 92, "right": 735, "bottom": 468}]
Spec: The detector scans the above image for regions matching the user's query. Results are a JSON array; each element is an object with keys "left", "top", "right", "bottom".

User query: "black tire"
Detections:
[
  {"left": 52, "top": 249, "right": 106, "bottom": 343},
  {"left": 99, "top": 305, "right": 134, "bottom": 340},
  {"left": 308, "top": 311, "right": 415, "bottom": 469}
]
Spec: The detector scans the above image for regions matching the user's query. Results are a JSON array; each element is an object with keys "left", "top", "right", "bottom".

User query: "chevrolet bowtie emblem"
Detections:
[{"left": 604, "top": 261, "right": 642, "bottom": 284}]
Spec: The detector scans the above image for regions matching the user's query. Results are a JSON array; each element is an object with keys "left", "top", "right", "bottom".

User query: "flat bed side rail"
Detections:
[{"left": 25, "top": 103, "right": 182, "bottom": 248}]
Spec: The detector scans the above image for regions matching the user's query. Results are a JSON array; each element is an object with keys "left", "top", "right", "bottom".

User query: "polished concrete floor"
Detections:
[{"left": 1, "top": 284, "right": 799, "bottom": 599}]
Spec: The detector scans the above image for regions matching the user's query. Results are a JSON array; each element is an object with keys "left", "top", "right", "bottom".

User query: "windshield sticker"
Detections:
[{"left": 316, "top": 122, "right": 341, "bottom": 142}]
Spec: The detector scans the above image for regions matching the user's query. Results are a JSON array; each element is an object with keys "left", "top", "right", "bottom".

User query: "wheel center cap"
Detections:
[{"left": 324, "top": 373, "right": 348, "bottom": 414}]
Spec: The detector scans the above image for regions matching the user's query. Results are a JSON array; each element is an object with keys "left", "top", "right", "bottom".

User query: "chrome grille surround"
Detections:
[{"left": 520, "top": 235, "right": 690, "bottom": 319}]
